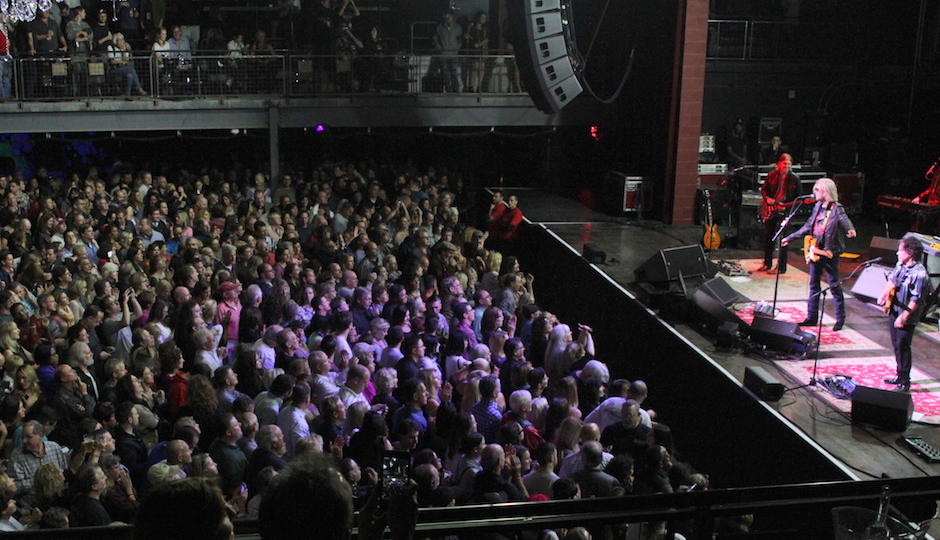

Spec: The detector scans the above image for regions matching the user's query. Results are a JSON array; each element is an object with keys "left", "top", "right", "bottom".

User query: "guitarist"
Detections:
[
  {"left": 782, "top": 178, "right": 857, "bottom": 331},
  {"left": 759, "top": 153, "right": 801, "bottom": 274},
  {"left": 878, "top": 237, "right": 929, "bottom": 393}
]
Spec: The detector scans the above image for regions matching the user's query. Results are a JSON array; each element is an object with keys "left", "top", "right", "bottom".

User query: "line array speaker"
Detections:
[{"left": 507, "top": 0, "right": 583, "bottom": 113}]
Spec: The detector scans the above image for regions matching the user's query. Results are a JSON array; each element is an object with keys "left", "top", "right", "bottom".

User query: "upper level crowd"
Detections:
[
  {"left": 0, "top": 0, "right": 523, "bottom": 98},
  {"left": 0, "top": 153, "right": 736, "bottom": 539}
]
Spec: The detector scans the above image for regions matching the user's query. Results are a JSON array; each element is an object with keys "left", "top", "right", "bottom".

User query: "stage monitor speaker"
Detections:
[
  {"left": 851, "top": 385, "right": 913, "bottom": 432},
  {"left": 743, "top": 366, "right": 785, "bottom": 402},
  {"left": 691, "top": 289, "right": 747, "bottom": 330},
  {"left": 869, "top": 236, "right": 899, "bottom": 267},
  {"left": 583, "top": 243, "right": 606, "bottom": 264},
  {"left": 698, "top": 277, "right": 743, "bottom": 306},
  {"left": 850, "top": 264, "right": 891, "bottom": 302},
  {"left": 634, "top": 244, "right": 709, "bottom": 284},
  {"left": 748, "top": 316, "right": 810, "bottom": 354}
]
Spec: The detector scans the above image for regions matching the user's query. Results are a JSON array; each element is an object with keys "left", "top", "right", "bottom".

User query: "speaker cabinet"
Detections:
[
  {"left": 850, "top": 264, "right": 891, "bottom": 302},
  {"left": 583, "top": 243, "right": 606, "bottom": 264},
  {"left": 869, "top": 236, "right": 899, "bottom": 267},
  {"left": 691, "top": 289, "right": 747, "bottom": 330},
  {"left": 634, "top": 245, "right": 710, "bottom": 284},
  {"left": 851, "top": 386, "right": 913, "bottom": 432},
  {"left": 743, "top": 366, "right": 785, "bottom": 402},
  {"left": 698, "top": 277, "right": 744, "bottom": 306},
  {"left": 748, "top": 316, "right": 816, "bottom": 354},
  {"left": 508, "top": 0, "right": 583, "bottom": 113}
]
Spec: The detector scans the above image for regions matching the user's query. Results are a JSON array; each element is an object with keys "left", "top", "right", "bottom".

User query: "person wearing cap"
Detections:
[
  {"left": 91, "top": 9, "right": 113, "bottom": 52},
  {"left": 147, "top": 461, "right": 185, "bottom": 488}
]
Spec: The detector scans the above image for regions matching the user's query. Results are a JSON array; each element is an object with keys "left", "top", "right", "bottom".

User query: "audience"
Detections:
[{"left": 0, "top": 154, "right": 704, "bottom": 538}]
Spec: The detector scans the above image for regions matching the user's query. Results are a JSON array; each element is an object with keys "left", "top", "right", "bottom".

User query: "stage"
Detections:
[{"left": 513, "top": 187, "right": 940, "bottom": 482}]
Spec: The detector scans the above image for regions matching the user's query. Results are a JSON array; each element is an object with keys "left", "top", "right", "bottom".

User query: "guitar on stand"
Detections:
[{"left": 703, "top": 190, "right": 721, "bottom": 250}]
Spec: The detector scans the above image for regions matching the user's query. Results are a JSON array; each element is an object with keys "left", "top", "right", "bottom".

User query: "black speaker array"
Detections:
[{"left": 507, "top": 0, "right": 583, "bottom": 113}]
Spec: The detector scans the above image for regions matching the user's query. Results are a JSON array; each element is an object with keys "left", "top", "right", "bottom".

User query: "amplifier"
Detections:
[
  {"left": 741, "top": 190, "right": 762, "bottom": 207},
  {"left": 698, "top": 163, "right": 727, "bottom": 174}
]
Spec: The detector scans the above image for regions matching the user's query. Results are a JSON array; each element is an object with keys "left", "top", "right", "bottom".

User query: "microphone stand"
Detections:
[
  {"left": 769, "top": 198, "right": 811, "bottom": 313},
  {"left": 803, "top": 259, "right": 872, "bottom": 388}
]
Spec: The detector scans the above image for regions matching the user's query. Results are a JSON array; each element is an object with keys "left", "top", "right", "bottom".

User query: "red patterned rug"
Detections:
[
  {"left": 775, "top": 356, "right": 940, "bottom": 424},
  {"left": 737, "top": 305, "right": 886, "bottom": 354}
]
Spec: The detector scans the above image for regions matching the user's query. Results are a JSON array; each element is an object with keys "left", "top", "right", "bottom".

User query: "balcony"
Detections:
[{"left": 0, "top": 50, "right": 606, "bottom": 133}]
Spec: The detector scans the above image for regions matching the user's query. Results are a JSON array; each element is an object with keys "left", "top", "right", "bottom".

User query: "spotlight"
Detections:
[
  {"left": 315, "top": 125, "right": 325, "bottom": 132},
  {"left": 230, "top": 129, "right": 239, "bottom": 135}
]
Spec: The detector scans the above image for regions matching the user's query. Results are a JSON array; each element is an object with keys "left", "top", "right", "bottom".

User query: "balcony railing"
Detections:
[{"left": 5, "top": 51, "right": 524, "bottom": 101}]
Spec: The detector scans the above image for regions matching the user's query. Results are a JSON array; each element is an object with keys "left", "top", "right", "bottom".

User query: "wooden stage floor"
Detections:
[{"left": 514, "top": 188, "right": 940, "bottom": 482}]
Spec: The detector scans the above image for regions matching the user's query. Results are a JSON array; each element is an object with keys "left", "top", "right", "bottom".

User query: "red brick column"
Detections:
[{"left": 665, "top": 0, "right": 708, "bottom": 225}]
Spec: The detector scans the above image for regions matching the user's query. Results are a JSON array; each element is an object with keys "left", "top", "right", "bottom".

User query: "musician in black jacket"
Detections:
[
  {"left": 783, "top": 178, "right": 857, "bottom": 331},
  {"left": 759, "top": 153, "right": 801, "bottom": 274}
]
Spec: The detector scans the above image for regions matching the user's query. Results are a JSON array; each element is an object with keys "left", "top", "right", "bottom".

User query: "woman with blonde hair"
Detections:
[
  {"left": 13, "top": 365, "right": 41, "bottom": 414},
  {"left": 32, "top": 462, "right": 67, "bottom": 511},
  {"left": 0, "top": 322, "right": 31, "bottom": 366},
  {"left": 67, "top": 278, "right": 88, "bottom": 321},
  {"left": 552, "top": 415, "right": 583, "bottom": 459}
]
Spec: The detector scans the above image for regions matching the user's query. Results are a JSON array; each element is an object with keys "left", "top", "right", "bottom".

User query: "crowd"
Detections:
[
  {"left": 0, "top": 0, "right": 519, "bottom": 99},
  {"left": 0, "top": 155, "right": 729, "bottom": 539}
]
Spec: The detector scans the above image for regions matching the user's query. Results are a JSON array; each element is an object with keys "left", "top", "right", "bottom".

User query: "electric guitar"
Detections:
[
  {"left": 882, "top": 285, "right": 913, "bottom": 315},
  {"left": 703, "top": 190, "right": 720, "bottom": 250},
  {"left": 803, "top": 236, "right": 833, "bottom": 263},
  {"left": 759, "top": 198, "right": 803, "bottom": 222}
]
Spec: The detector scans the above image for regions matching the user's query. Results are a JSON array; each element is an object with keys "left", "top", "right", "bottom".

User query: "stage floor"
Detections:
[{"left": 514, "top": 188, "right": 940, "bottom": 481}]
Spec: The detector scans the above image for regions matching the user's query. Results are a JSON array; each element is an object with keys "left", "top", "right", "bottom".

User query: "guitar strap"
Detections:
[{"left": 813, "top": 204, "right": 833, "bottom": 249}]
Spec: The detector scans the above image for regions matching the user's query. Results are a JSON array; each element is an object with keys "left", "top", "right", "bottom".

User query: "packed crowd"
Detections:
[{"left": 0, "top": 156, "right": 726, "bottom": 539}]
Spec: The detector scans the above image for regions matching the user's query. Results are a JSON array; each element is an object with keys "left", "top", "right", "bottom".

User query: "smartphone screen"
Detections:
[{"left": 380, "top": 450, "right": 410, "bottom": 502}]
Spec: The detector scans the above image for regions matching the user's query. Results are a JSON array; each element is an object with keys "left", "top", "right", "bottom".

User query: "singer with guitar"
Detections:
[
  {"left": 877, "top": 237, "right": 929, "bottom": 393},
  {"left": 759, "top": 153, "right": 801, "bottom": 274},
  {"left": 782, "top": 178, "right": 857, "bottom": 331}
]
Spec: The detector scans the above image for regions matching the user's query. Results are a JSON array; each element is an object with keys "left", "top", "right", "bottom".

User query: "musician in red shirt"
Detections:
[
  {"left": 911, "top": 158, "right": 940, "bottom": 234},
  {"left": 759, "top": 154, "right": 801, "bottom": 274},
  {"left": 913, "top": 159, "right": 940, "bottom": 206}
]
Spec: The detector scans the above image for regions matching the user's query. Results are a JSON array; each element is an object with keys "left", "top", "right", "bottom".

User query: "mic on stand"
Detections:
[{"left": 861, "top": 257, "right": 883, "bottom": 266}]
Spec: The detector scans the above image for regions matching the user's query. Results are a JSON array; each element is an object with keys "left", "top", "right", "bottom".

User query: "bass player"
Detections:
[{"left": 759, "top": 153, "right": 801, "bottom": 274}]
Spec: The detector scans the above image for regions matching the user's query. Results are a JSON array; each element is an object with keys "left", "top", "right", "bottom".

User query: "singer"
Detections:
[
  {"left": 782, "top": 178, "right": 857, "bottom": 331},
  {"left": 878, "top": 237, "right": 929, "bottom": 393},
  {"left": 759, "top": 154, "right": 801, "bottom": 274}
]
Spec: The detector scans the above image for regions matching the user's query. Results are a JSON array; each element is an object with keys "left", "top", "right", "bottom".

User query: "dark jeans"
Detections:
[
  {"left": 806, "top": 255, "right": 844, "bottom": 323},
  {"left": 888, "top": 312, "right": 915, "bottom": 384},
  {"left": 762, "top": 214, "right": 789, "bottom": 271}
]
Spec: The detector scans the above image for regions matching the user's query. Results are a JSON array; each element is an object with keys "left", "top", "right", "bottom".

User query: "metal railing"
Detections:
[
  {"left": 5, "top": 476, "right": 940, "bottom": 539},
  {"left": 5, "top": 51, "right": 524, "bottom": 101}
]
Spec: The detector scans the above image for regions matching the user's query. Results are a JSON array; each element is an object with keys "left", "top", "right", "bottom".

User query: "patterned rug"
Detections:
[{"left": 775, "top": 356, "right": 940, "bottom": 424}]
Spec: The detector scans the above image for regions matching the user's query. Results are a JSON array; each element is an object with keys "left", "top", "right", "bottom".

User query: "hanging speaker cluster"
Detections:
[{"left": 509, "top": 0, "right": 584, "bottom": 113}]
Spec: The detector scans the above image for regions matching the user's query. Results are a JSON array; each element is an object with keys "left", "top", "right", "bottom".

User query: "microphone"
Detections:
[
  {"left": 862, "top": 257, "right": 883, "bottom": 266},
  {"left": 796, "top": 194, "right": 816, "bottom": 201}
]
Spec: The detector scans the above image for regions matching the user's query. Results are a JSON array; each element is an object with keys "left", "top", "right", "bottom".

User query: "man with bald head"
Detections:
[
  {"left": 570, "top": 441, "right": 621, "bottom": 498},
  {"left": 600, "top": 399, "right": 650, "bottom": 460},
  {"left": 558, "top": 422, "right": 613, "bottom": 479},
  {"left": 471, "top": 444, "right": 528, "bottom": 503}
]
